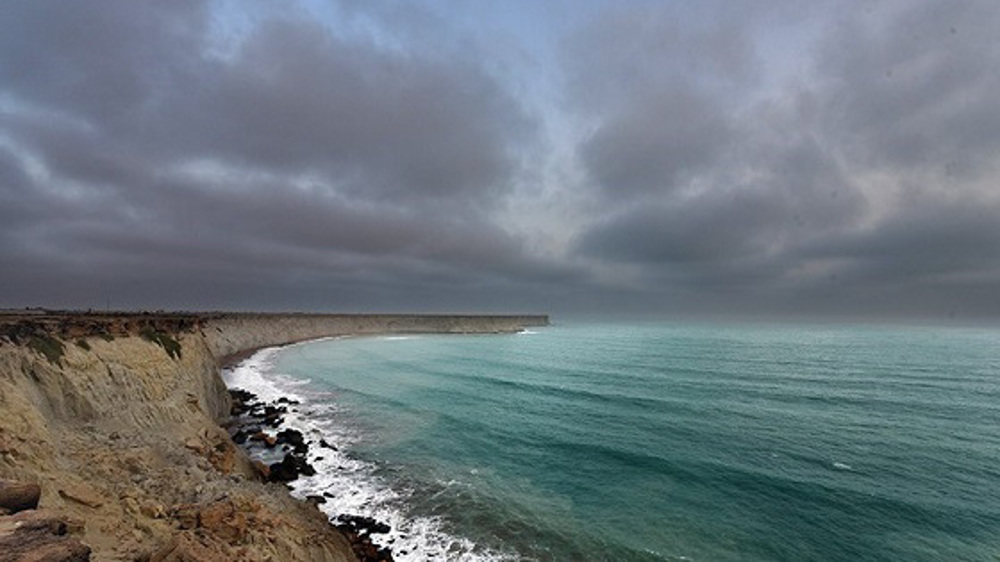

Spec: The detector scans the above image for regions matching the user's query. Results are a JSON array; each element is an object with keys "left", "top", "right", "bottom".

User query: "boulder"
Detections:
[
  {"left": 58, "top": 483, "right": 104, "bottom": 509},
  {"left": 0, "top": 479, "right": 41, "bottom": 513},
  {"left": 304, "top": 495, "right": 327, "bottom": 507},
  {"left": 267, "top": 453, "right": 315, "bottom": 483},
  {"left": 0, "top": 509, "right": 91, "bottom": 561},
  {"left": 251, "top": 460, "right": 270, "bottom": 480},
  {"left": 276, "top": 429, "right": 308, "bottom": 455}
]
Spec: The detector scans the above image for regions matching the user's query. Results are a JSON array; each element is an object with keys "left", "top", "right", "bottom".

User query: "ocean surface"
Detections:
[{"left": 223, "top": 322, "right": 1000, "bottom": 561}]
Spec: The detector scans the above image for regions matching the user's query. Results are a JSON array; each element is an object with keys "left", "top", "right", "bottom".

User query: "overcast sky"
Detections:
[{"left": 1, "top": 0, "right": 998, "bottom": 321}]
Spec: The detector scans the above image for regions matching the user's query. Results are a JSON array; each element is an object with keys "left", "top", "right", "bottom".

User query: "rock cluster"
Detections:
[
  {"left": 335, "top": 515, "right": 394, "bottom": 562},
  {"left": 227, "top": 388, "right": 397, "bottom": 562},
  {"left": 228, "top": 390, "right": 317, "bottom": 483}
]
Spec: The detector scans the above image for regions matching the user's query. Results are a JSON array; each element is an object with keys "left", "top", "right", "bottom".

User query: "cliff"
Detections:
[
  {"left": 0, "top": 312, "right": 547, "bottom": 561},
  {"left": 201, "top": 313, "right": 549, "bottom": 361}
]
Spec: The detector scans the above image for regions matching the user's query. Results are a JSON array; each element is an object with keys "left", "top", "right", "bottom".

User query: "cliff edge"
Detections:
[{"left": 0, "top": 312, "right": 547, "bottom": 561}]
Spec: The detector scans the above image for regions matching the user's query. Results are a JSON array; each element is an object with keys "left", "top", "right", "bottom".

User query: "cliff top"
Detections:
[{"left": 0, "top": 310, "right": 550, "bottom": 344}]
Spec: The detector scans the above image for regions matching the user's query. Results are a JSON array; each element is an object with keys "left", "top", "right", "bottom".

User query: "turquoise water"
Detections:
[{"left": 231, "top": 322, "right": 1000, "bottom": 561}]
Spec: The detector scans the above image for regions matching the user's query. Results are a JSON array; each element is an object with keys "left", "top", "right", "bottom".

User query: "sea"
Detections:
[{"left": 222, "top": 321, "right": 1000, "bottom": 561}]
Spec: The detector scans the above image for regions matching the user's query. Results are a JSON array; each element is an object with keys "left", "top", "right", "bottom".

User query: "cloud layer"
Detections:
[{"left": 1, "top": 0, "right": 998, "bottom": 320}]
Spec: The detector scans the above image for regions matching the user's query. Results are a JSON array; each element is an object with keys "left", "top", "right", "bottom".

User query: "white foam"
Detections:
[
  {"left": 223, "top": 346, "right": 518, "bottom": 562},
  {"left": 832, "top": 462, "right": 852, "bottom": 471}
]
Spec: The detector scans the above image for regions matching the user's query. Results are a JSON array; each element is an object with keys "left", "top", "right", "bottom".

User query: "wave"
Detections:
[{"left": 222, "top": 347, "right": 517, "bottom": 562}]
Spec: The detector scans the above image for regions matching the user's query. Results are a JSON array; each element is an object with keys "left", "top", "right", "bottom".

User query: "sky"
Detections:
[{"left": 1, "top": 0, "right": 999, "bottom": 321}]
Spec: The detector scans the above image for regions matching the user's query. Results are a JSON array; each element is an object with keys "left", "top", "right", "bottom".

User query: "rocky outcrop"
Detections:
[{"left": 0, "top": 311, "right": 547, "bottom": 561}]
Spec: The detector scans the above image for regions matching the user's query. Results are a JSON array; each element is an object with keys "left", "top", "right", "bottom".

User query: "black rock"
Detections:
[
  {"left": 267, "top": 453, "right": 316, "bottom": 483},
  {"left": 337, "top": 514, "right": 391, "bottom": 535},
  {"left": 276, "top": 428, "right": 305, "bottom": 447},
  {"left": 305, "top": 494, "right": 327, "bottom": 505},
  {"left": 263, "top": 405, "right": 288, "bottom": 416},
  {"left": 276, "top": 428, "right": 308, "bottom": 455},
  {"left": 228, "top": 388, "right": 257, "bottom": 403},
  {"left": 231, "top": 429, "right": 251, "bottom": 445}
]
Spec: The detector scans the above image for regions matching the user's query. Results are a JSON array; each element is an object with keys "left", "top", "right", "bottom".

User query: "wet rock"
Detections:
[
  {"left": 263, "top": 405, "right": 287, "bottom": 417},
  {"left": 337, "top": 514, "right": 391, "bottom": 535},
  {"left": 249, "top": 431, "right": 277, "bottom": 448},
  {"left": 336, "top": 515, "right": 395, "bottom": 562},
  {"left": 0, "top": 479, "right": 41, "bottom": 514},
  {"left": 228, "top": 389, "right": 257, "bottom": 403},
  {"left": 276, "top": 428, "right": 304, "bottom": 447},
  {"left": 276, "top": 429, "right": 308, "bottom": 455},
  {"left": 230, "top": 429, "right": 251, "bottom": 445},
  {"left": 267, "top": 453, "right": 315, "bottom": 483},
  {"left": 305, "top": 494, "right": 326, "bottom": 507},
  {"left": 319, "top": 439, "right": 338, "bottom": 451}
]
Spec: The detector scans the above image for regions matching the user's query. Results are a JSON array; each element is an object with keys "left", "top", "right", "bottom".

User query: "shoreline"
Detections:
[
  {"left": 0, "top": 311, "right": 547, "bottom": 560},
  {"left": 220, "top": 338, "right": 513, "bottom": 562},
  {"left": 222, "top": 351, "right": 396, "bottom": 562}
]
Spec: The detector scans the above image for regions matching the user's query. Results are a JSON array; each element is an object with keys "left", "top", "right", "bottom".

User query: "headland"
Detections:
[{"left": 0, "top": 310, "right": 547, "bottom": 561}]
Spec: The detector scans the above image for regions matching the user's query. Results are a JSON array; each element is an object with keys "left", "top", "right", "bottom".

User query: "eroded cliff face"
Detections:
[
  {"left": 202, "top": 314, "right": 549, "bottom": 362},
  {"left": 0, "top": 331, "right": 355, "bottom": 561},
  {"left": 0, "top": 312, "right": 547, "bottom": 561}
]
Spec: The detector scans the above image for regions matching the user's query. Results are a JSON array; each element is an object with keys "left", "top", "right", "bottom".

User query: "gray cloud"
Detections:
[
  {"left": 579, "top": 88, "right": 732, "bottom": 197},
  {"left": 819, "top": 1, "right": 1000, "bottom": 173},
  {"left": 163, "top": 18, "right": 531, "bottom": 203},
  {"left": 0, "top": 1, "right": 207, "bottom": 124},
  {"left": 0, "top": 0, "right": 998, "bottom": 320},
  {"left": 566, "top": 0, "right": 1000, "bottom": 319},
  {"left": 0, "top": 0, "right": 566, "bottom": 312}
]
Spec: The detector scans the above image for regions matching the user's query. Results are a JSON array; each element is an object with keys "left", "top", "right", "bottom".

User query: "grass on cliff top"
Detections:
[
  {"left": 28, "top": 334, "right": 65, "bottom": 365},
  {"left": 141, "top": 328, "right": 182, "bottom": 360}
]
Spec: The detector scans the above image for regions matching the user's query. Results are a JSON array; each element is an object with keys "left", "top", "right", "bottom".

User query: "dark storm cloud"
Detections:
[
  {"left": 578, "top": 88, "right": 732, "bottom": 196},
  {"left": 820, "top": 0, "right": 1000, "bottom": 172},
  {"left": 2, "top": 0, "right": 999, "bottom": 320},
  {"left": 0, "top": 1, "right": 207, "bottom": 124},
  {"left": 0, "top": 0, "right": 561, "bottom": 311},
  {"left": 161, "top": 18, "right": 531, "bottom": 203},
  {"left": 565, "top": 4, "right": 755, "bottom": 197},
  {"left": 569, "top": 0, "right": 1000, "bottom": 318},
  {"left": 796, "top": 201, "right": 1000, "bottom": 285}
]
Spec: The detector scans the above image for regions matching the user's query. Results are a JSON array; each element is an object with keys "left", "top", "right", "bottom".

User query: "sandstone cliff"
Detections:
[
  {"left": 202, "top": 313, "right": 549, "bottom": 362},
  {"left": 0, "top": 312, "right": 547, "bottom": 561}
]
